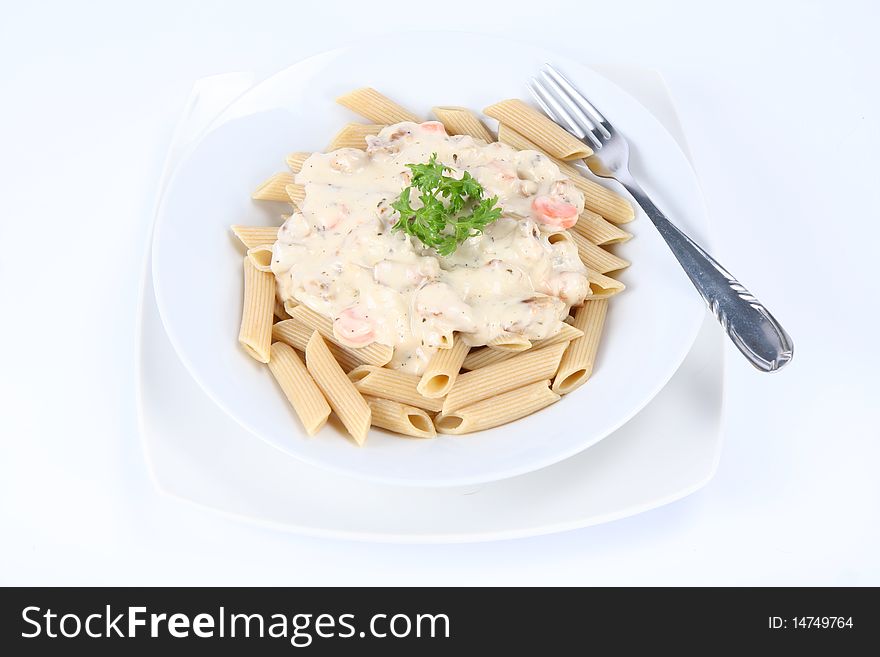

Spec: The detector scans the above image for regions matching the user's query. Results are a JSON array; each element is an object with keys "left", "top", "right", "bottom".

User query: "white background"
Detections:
[{"left": 1, "top": 0, "right": 878, "bottom": 585}]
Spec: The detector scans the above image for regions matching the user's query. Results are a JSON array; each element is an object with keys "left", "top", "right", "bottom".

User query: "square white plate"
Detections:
[{"left": 136, "top": 67, "right": 724, "bottom": 542}]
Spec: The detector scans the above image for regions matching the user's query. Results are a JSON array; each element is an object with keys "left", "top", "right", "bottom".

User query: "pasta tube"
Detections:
[
  {"left": 267, "top": 342, "right": 331, "bottom": 435},
  {"left": 274, "top": 298, "right": 291, "bottom": 321},
  {"left": 238, "top": 257, "right": 274, "bottom": 363},
  {"left": 434, "top": 380, "right": 559, "bottom": 434},
  {"left": 461, "top": 324, "right": 583, "bottom": 371},
  {"left": 572, "top": 210, "right": 632, "bottom": 245},
  {"left": 305, "top": 332, "right": 371, "bottom": 445},
  {"left": 282, "top": 298, "right": 298, "bottom": 316},
  {"left": 252, "top": 172, "right": 295, "bottom": 202},
  {"left": 327, "top": 123, "right": 386, "bottom": 150},
  {"left": 417, "top": 337, "right": 469, "bottom": 398},
  {"left": 487, "top": 334, "right": 532, "bottom": 352},
  {"left": 286, "top": 151, "right": 310, "bottom": 174},
  {"left": 570, "top": 231, "right": 630, "bottom": 273},
  {"left": 285, "top": 183, "right": 306, "bottom": 208},
  {"left": 336, "top": 88, "right": 420, "bottom": 124},
  {"left": 553, "top": 299, "right": 608, "bottom": 394},
  {"left": 442, "top": 342, "right": 566, "bottom": 413},
  {"left": 484, "top": 99, "right": 592, "bottom": 160},
  {"left": 246, "top": 244, "right": 274, "bottom": 272},
  {"left": 365, "top": 397, "right": 436, "bottom": 439},
  {"left": 431, "top": 106, "right": 494, "bottom": 142},
  {"left": 547, "top": 231, "right": 573, "bottom": 246},
  {"left": 272, "top": 319, "right": 360, "bottom": 373},
  {"left": 231, "top": 225, "right": 279, "bottom": 249},
  {"left": 288, "top": 305, "right": 393, "bottom": 367},
  {"left": 587, "top": 271, "right": 626, "bottom": 299},
  {"left": 348, "top": 366, "right": 443, "bottom": 412}
]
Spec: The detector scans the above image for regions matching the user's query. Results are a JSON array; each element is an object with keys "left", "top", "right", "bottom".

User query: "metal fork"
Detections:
[{"left": 530, "top": 65, "right": 793, "bottom": 372}]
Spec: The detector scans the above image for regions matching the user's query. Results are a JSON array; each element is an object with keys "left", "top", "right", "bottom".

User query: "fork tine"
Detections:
[
  {"left": 526, "top": 79, "right": 558, "bottom": 125},
  {"left": 543, "top": 64, "right": 612, "bottom": 139},
  {"left": 530, "top": 79, "right": 606, "bottom": 152},
  {"left": 539, "top": 70, "right": 604, "bottom": 142},
  {"left": 528, "top": 79, "right": 586, "bottom": 141}
]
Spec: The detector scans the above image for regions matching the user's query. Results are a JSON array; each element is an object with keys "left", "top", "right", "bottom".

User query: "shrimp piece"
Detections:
[
  {"left": 531, "top": 195, "right": 579, "bottom": 229},
  {"left": 419, "top": 121, "right": 447, "bottom": 134},
  {"left": 333, "top": 306, "right": 377, "bottom": 347}
]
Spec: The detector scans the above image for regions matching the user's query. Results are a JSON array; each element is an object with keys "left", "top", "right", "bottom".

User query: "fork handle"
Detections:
[{"left": 617, "top": 175, "right": 793, "bottom": 372}]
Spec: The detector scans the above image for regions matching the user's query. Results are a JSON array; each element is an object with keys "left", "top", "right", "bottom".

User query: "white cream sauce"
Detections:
[{"left": 271, "top": 121, "right": 590, "bottom": 374}]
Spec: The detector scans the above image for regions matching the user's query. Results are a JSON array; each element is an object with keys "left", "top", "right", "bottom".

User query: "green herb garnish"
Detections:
[{"left": 391, "top": 153, "right": 502, "bottom": 256}]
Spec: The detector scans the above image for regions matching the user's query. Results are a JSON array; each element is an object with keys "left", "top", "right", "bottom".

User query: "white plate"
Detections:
[
  {"left": 140, "top": 67, "right": 723, "bottom": 542},
  {"left": 152, "top": 34, "right": 708, "bottom": 487}
]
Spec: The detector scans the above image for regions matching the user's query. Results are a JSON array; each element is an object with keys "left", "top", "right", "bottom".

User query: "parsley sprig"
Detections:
[{"left": 391, "top": 154, "right": 502, "bottom": 256}]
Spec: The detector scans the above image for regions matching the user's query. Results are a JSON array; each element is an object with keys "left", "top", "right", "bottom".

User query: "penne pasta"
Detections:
[
  {"left": 570, "top": 231, "right": 630, "bottom": 273},
  {"left": 252, "top": 172, "right": 295, "bottom": 202},
  {"left": 552, "top": 158, "right": 586, "bottom": 180},
  {"left": 327, "top": 123, "right": 386, "bottom": 150},
  {"left": 288, "top": 305, "right": 393, "bottom": 367},
  {"left": 498, "top": 123, "right": 583, "bottom": 180},
  {"left": 231, "top": 225, "right": 279, "bottom": 249},
  {"left": 274, "top": 298, "right": 291, "bottom": 321},
  {"left": 432, "top": 106, "right": 494, "bottom": 142},
  {"left": 484, "top": 99, "right": 592, "bottom": 160},
  {"left": 587, "top": 270, "right": 626, "bottom": 299},
  {"left": 461, "top": 323, "right": 583, "bottom": 371},
  {"left": 246, "top": 244, "right": 274, "bottom": 272},
  {"left": 286, "top": 151, "right": 310, "bottom": 174},
  {"left": 442, "top": 342, "right": 567, "bottom": 413},
  {"left": 238, "top": 257, "right": 274, "bottom": 363},
  {"left": 547, "top": 231, "right": 573, "bottom": 246},
  {"left": 282, "top": 298, "right": 298, "bottom": 317},
  {"left": 336, "top": 88, "right": 421, "bottom": 125},
  {"left": 267, "top": 342, "right": 331, "bottom": 435},
  {"left": 496, "top": 122, "right": 544, "bottom": 153},
  {"left": 237, "top": 95, "right": 634, "bottom": 442},
  {"left": 417, "top": 337, "right": 469, "bottom": 398},
  {"left": 568, "top": 174, "right": 635, "bottom": 225},
  {"left": 497, "top": 124, "right": 634, "bottom": 224},
  {"left": 285, "top": 183, "right": 306, "bottom": 208},
  {"left": 348, "top": 366, "right": 443, "bottom": 412},
  {"left": 305, "top": 332, "right": 371, "bottom": 445},
  {"left": 272, "top": 319, "right": 360, "bottom": 372},
  {"left": 459, "top": 346, "right": 508, "bottom": 371},
  {"left": 553, "top": 299, "right": 608, "bottom": 394},
  {"left": 434, "top": 380, "right": 560, "bottom": 434},
  {"left": 364, "top": 397, "right": 436, "bottom": 439},
  {"left": 572, "top": 210, "right": 632, "bottom": 245},
  {"left": 487, "top": 334, "right": 532, "bottom": 352}
]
